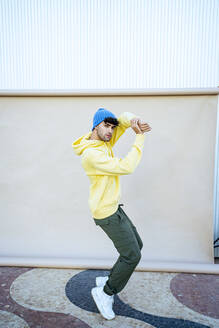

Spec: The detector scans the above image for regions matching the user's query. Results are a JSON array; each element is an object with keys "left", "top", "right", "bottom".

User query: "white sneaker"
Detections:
[
  {"left": 96, "top": 276, "right": 109, "bottom": 287},
  {"left": 91, "top": 286, "right": 115, "bottom": 320}
]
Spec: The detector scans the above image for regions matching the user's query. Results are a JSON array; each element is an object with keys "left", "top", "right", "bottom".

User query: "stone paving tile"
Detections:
[
  {"left": 0, "top": 266, "right": 218, "bottom": 328},
  {"left": 0, "top": 267, "right": 90, "bottom": 328},
  {"left": 170, "top": 273, "right": 219, "bottom": 319}
]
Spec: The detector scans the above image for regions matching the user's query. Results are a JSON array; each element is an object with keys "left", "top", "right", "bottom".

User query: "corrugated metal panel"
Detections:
[{"left": 0, "top": 0, "right": 218, "bottom": 89}]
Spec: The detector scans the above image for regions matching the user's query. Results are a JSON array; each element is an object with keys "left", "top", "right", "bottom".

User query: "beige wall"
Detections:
[{"left": 0, "top": 95, "right": 218, "bottom": 272}]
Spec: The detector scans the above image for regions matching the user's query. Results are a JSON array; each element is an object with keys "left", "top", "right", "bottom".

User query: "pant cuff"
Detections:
[{"left": 103, "top": 283, "right": 114, "bottom": 296}]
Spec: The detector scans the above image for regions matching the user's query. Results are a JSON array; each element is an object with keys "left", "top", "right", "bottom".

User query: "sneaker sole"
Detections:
[{"left": 91, "top": 288, "right": 115, "bottom": 320}]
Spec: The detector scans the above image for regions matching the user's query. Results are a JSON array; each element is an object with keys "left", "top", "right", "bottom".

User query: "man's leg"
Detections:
[
  {"left": 119, "top": 205, "right": 143, "bottom": 250},
  {"left": 94, "top": 205, "right": 142, "bottom": 295},
  {"left": 105, "top": 206, "right": 143, "bottom": 290}
]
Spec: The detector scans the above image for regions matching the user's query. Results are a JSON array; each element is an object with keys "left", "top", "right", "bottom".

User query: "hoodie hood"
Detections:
[{"left": 72, "top": 132, "right": 105, "bottom": 156}]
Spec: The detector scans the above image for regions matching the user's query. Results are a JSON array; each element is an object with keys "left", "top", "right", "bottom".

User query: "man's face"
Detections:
[{"left": 96, "top": 121, "right": 117, "bottom": 142}]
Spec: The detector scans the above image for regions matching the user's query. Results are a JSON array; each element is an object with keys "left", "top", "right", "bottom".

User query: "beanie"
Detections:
[{"left": 92, "top": 108, "right": 117, "bottom": 130}]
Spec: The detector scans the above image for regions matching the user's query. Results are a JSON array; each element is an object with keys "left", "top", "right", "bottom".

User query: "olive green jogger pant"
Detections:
[{"left": 94, "top": 204, "right": 143, "bottom": 296}]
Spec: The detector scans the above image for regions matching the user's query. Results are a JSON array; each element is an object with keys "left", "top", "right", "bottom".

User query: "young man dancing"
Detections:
[{"left": 72, "top": 108, "right": 151, "bottom": 320}]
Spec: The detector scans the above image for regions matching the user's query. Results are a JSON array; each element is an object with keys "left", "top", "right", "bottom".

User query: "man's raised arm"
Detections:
[
  {"left": 110, "top": 112, "right": 151, "bottom": 147},
  {"left": 109, "top": 112, "right": 136, "bottom": 146}
]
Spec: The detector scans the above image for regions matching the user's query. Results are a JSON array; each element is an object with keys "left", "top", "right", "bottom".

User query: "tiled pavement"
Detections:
[{"left": 0, "top": 264, "right": 218, "bottom": 328}]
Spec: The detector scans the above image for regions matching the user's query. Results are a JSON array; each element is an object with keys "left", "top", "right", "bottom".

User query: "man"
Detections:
[{"left": 72, "top": 108, "right": 151, "bottom": 320}]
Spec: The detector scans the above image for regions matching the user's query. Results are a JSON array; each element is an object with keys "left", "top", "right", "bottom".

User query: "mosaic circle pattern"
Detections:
[
  {"left": 65, "top": 269, "right": 211, "bottom": 328},
  {"left": 0, "top": 267, "right": 91, "bottom": 328},
  {"left": 170, "top": 273, "right": 219, "bottom": 319},
  {"left": 0, "top": 266, "right": 218, "bottom": 328}
]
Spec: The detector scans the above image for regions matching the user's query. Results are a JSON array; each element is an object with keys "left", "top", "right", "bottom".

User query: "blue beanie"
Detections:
[{"left": 92, "top": 108, "right": 117, "bottom": 130}]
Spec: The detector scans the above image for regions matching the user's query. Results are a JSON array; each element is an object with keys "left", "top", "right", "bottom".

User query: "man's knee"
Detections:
[
  {"left": 124, "top": 247, "right": 141, "bottom": 265},
  {"left": 134, "top": 250, "right": 142, "bottom": 264},
  {"left": 139, "top": 240, "right": 143, "bottom": 251}
]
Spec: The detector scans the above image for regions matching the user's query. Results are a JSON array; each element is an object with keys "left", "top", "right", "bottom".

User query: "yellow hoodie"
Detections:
[{"left": 72, "top": 112, "right": 145, "bottom": 219}]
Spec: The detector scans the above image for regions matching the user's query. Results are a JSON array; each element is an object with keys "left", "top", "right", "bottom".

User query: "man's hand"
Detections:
[
  {"left": 139, "top": 121, "right": 151, "bottom": 133},
  {"left": 130, "top": 117, "right": 151, "bottom": 134},
  {"left": 130, "top": 117, "right": 142, "bottom": 134}
]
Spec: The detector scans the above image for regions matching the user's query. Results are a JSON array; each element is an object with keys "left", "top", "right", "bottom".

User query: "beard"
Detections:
[{"left": 97, "top": 128, "right": 112, "bottom": 142}]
